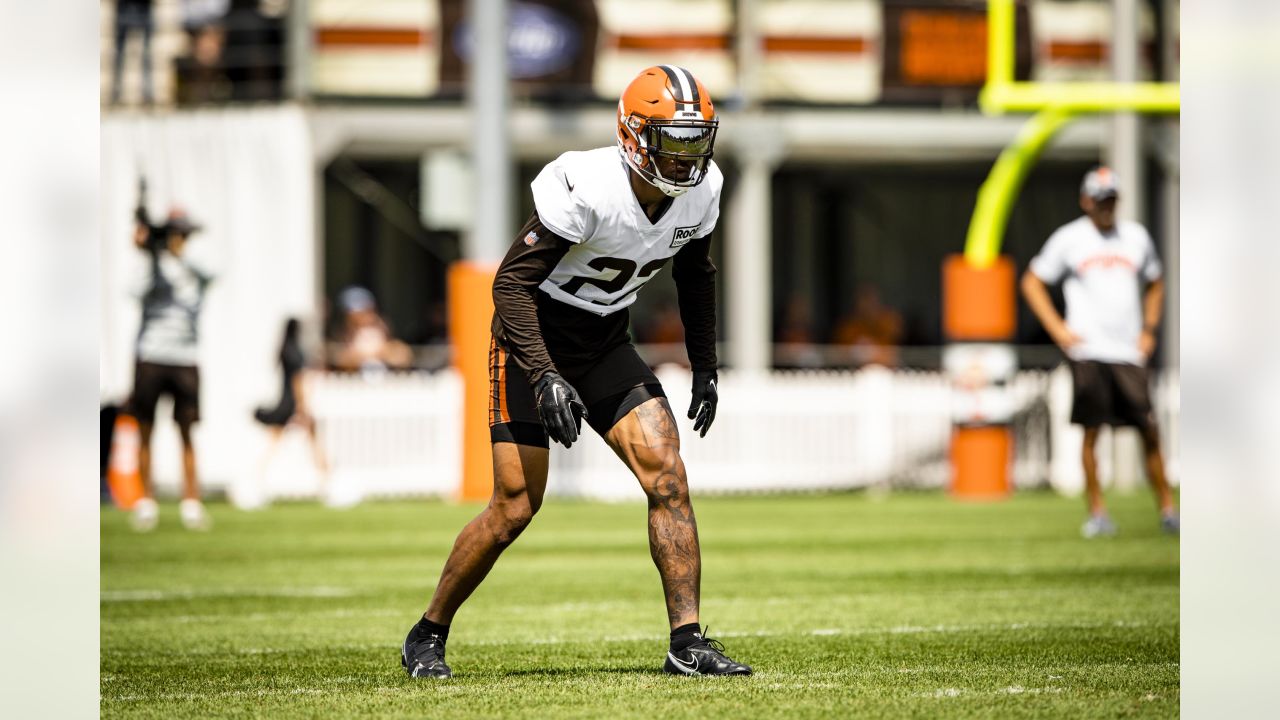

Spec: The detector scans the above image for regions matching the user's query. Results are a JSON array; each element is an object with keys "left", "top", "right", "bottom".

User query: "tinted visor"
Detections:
[
  {"left": 651, "top": 124, "right": 715, "bottom": 157},
  {"left": 643, "top": 121, "right": 717, "bottom": 187}
]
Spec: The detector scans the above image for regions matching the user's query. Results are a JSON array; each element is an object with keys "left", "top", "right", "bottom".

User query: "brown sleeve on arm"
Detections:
[
  {"left": 491, "top": 213, "right": 574, "bottom": 386},
  {"left": 671, "top": 235, "right": 718, "bottom": 371}
]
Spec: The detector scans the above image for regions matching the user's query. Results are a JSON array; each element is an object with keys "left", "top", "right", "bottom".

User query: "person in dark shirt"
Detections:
[
  {"left": 254, "top": 318, "right": 328, "bottom": 479},
  {"left": 399, "top": 66, "right": 750, "bottom": 680}
]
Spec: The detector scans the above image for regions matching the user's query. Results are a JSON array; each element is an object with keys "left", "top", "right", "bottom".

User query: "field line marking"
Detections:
[{"left": 101, "top": 586, "right": 355, "bottom": 602}]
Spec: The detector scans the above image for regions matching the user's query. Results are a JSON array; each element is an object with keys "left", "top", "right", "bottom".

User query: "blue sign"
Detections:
[{"left": 453, "top": 2, "right": 581, "bottom": 79}]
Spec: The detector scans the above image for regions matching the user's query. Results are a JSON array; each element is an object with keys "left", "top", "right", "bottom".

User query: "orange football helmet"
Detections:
[{"left": 616, "top": 65, "right": 719, "bottom": 197}]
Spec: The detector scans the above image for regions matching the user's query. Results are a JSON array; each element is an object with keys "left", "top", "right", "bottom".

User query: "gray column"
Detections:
[
  {"left": 1161, "top": 129, "right": 1179, "bottom": 370},
  {"left": 735, "top": 0, "right": 761, "bottom": 110},
  {"left": 727, "top": 119, "right": 780, "bottom": 373},
  {"left": 1106, "top": 0, "right": 1144, "bottom": 488},
  {"left": 1161, "top": 0, "right": 1179, "bottom": 370},
  {"left": 1106, "top": 0, "right": 1144, "bottom": 223},
  {"left": 286, "top": 0, "right": 310, "bottom": 101},
  {"left": 467, "top": 0, "right": 512, "bottom": 263}
]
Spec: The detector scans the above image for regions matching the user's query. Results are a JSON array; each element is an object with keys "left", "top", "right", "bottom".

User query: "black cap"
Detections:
[{"left": 163, "top": 208, "right": 202, "bottom": 235}]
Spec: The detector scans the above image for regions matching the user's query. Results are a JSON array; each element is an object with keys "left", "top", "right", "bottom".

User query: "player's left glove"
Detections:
[{"left": 687, "top": 369, "right": 718, "bottom": 438}]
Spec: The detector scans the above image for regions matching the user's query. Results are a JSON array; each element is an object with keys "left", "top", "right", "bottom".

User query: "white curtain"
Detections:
[{"left": 100, "top": 106, "right": 316, "bottom": 493}]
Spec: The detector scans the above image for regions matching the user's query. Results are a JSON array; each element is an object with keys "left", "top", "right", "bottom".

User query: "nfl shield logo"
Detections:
[{"left": 524, "top": 231, "right": 539, "bottom": 246}]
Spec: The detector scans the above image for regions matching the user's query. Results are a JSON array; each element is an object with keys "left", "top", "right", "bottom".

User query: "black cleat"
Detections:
[
  {"left": 663, "top": 627, "right": 753, "bottom": 677},
  {"left": 401, "top": 628, "right": 452, "bottom": 679}
]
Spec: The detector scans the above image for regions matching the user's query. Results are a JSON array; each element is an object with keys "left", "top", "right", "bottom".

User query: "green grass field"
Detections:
[{"left": 101, "top": 491, "right": 1178, "bottom": 718}]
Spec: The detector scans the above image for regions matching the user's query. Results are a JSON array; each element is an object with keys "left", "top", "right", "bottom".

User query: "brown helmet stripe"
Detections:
[{"left": 658, "top": 64, "right": 700, "bottom": 113}]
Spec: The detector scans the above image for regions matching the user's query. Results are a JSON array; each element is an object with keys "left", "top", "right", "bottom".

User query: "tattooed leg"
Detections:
[
  {"left": 424, "top": 442, "right": 548, "bottom": 624},
  {"left": 606, "top": 397, "right": 701, "bottom": 628}
]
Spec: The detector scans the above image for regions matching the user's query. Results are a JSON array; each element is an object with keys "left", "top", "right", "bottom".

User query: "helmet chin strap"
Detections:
[
  {"left": 618, "top": 142, "right": 693, "bottom": 198},
  {"left": 652, "top": 176, "right": 689, "bottom": 198}
]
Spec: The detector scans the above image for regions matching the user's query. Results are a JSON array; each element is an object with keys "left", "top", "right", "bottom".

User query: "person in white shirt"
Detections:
[
  {"left": 1021, "top": 167, "right": 1177, "bottom": 538},
  {"left": 128, "top": 208, "right": 215, "bottom": 532}
]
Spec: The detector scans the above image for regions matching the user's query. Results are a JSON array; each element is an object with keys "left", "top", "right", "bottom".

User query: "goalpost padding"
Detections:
[{"left": 448, "top": 261, "right": 498, "bottom": 503}]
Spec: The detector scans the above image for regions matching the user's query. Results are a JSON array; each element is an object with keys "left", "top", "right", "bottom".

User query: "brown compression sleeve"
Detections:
[
  {"left": 671, "top": 234, "right": 719, "bottom": 371},
  {"left": 491, "top": 213, "right": 574, "bottom": 386}
]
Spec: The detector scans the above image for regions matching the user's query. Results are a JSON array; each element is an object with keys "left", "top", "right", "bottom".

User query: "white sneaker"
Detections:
[
  {"left": 130, "top": 497, "right": 159, "bottom": 532},
  {"left": 1081, "top": 514, "right": 1117, "bottom": 539},
  {"left": 180, "top": 498, "right": 212, "bottom": 531}
]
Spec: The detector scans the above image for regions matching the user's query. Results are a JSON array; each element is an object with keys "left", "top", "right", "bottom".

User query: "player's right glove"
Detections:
[{"left": 534, "top": 371, "right": 588, "bottom": 449}]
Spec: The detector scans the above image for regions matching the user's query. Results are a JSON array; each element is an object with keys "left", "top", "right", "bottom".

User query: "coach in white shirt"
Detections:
[{"left": 1021, "top": 167, "right": 1178, "bottom": 538}]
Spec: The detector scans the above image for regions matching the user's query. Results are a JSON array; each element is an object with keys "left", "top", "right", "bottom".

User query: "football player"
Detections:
[{"left": 402, "top": 66, "right": 751, "bottom": 678}]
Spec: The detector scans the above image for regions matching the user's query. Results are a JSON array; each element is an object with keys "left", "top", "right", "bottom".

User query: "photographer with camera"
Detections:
[{"left": 128, "top": 180, "right": 216, "bottom": 532}]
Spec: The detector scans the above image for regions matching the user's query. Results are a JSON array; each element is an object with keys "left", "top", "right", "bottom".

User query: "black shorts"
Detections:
[
  {"left": 489, "top": 336, "right": 665, "bottom": 448},
  {"left": 1069, "top": 360, "right": 1157, "bottom": 432},
  {"left": 130, "top": 361, "right": 200, "bottom": 426}
]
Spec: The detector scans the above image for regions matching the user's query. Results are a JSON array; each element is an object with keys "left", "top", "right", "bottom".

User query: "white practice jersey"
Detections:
[
  {"left": 531, "top": 147, "right": 722, "bottom": 316},
  {"left": 1030, "top": 216, "right": 1162, "bottom": 366},
  {"left": 135, "top": 250, "right": 216, "bottom": 366}
]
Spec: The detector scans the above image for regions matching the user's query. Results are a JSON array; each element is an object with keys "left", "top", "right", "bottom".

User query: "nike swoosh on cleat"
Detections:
[{"left": 667, "top": 651, "right": 700, "bottom": 675}]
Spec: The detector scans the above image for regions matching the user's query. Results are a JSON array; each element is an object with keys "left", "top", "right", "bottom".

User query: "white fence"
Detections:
[
  {"left": 550, "top": 366, "right": 956, "bottom": 501},
  {"left": 229, "top": 364, "right": 1178, "bottom": 505},
  {"left": 229, "top": 370, "right": 463, "bottom": 508}
]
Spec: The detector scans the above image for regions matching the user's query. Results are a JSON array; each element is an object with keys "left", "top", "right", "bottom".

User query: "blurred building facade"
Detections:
[{"left": 100, "top": 0, "right": 1181, "bottom": 497}]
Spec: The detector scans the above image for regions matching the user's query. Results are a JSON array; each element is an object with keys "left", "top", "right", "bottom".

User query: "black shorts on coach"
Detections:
[
  {"left": 1069, "top": 360, "right": 1157, "bottom": 432},
  {"left": 130, "top": 361, "right": 201, "bottom": 426}
]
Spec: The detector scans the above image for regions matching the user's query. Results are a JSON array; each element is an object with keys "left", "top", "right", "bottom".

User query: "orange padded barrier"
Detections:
[
  {"left": 944, "top": 254, "right": 1016, "bottom": 500},
  {"left": 943, "top": 254, "right": 1016, "bottom": 341},
  {"left": 447, "top": 261, "right": 498, "bottom": 503},
  {"left": 950, "top": 425, "right": 1012, "bottom": 500}
]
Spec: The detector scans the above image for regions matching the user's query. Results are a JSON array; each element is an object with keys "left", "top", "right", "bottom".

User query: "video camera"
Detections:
[
  {"left": 135, "top": 177, "right": 203, "bottom": 253},
  {"left": 135, "top": 177, "right": 170, "bottom": 253}
]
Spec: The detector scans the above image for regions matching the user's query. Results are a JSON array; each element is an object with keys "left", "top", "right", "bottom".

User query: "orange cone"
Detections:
[{"left": 107, "top": 414, "right": 146, "bottom": 509}]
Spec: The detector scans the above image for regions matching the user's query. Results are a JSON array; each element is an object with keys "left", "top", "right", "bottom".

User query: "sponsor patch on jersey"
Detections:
[
  {"left": 671, "top": 225, "right": 700, "bottom": 248},
  {"left": 524, "top": 230, "right": 540, "bottom": 246}
]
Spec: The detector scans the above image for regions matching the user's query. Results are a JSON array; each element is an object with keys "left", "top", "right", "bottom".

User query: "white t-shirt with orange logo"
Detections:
[{"left": 1029, "top": 216, "right": 1162, "bottom": 365}]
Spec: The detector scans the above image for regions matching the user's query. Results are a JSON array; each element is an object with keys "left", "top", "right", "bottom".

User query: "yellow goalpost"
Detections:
[
  {"left": 964, "top": 0, "right": 1181, "bottom": 268},
  {"left": 946, "top": 0, "right": 1180, "bottom": 499}
]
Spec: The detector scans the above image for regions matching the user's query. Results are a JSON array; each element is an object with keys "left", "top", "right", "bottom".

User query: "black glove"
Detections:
[
  {"left": 534, "top": 371, "right": 588, "bottom": 448},
  {"left": 687, "top": 369, "right": 718, "bottom": 438}
]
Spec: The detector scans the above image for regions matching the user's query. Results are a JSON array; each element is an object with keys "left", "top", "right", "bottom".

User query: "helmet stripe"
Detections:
[
  {"left": 658, "top": 64, "right": 700, "bottom": 113},
  {"left": 677, "top": 66, "right": 701, "bottom": 109}
]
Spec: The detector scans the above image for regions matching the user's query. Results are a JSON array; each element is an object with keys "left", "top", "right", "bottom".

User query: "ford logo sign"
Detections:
[{"left": 454, "top": 2, "right": 581, "bottom": 79}]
